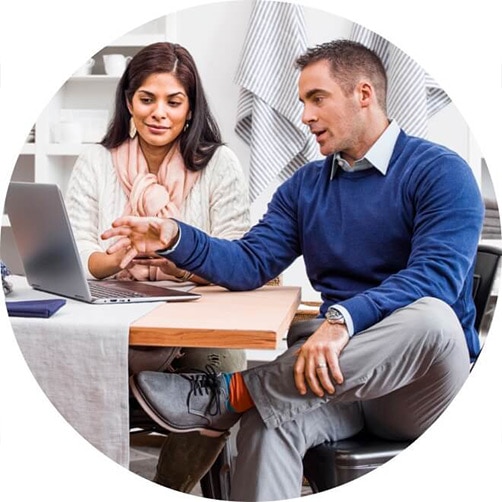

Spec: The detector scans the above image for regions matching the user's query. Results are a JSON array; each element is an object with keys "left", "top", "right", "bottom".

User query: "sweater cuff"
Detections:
[
  {"left": 155, "top": 221, "right": 198, "bottom": 265},
  {"left": 331, "top": 304, "right": 355, "bottom": 337},
  {"left": 338, "top": 294, "right": 380, "bottom": 336},
  {"left": 156, "top": 226, "right": 182, "bottom": 255}
]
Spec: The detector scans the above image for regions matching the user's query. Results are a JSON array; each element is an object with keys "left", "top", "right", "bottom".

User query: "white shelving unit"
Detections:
[
  {"left": 8, "top": 15, "right": 176, "bottom": 193},
  {"left": 1, "top": 15, "right": 176, "bottom": 271}
]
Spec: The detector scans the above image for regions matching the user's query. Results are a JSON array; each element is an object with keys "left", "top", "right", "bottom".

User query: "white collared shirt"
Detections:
[{"left": 330, "top": 119, "right": 401, "bottom": 178}]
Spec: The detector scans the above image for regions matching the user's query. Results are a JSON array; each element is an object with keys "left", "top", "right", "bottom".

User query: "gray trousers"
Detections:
[{"left": 231, "top": 297, "right": 471, "bottom": 501}]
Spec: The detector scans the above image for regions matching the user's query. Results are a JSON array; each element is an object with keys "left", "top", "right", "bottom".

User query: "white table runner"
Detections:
[{"left": 5, "top": 276, "right": 157, "bottom": 467}]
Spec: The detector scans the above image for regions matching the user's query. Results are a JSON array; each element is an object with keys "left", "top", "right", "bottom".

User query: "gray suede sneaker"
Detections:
[{"left": 130, "top": 366, "right": 241, "bottom": 437}]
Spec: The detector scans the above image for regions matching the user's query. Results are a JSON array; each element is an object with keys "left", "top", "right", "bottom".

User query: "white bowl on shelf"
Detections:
[
  {"left": 56, "top": 109, "right": 109, "bottom": 143},
  {"left": 53, "top": 121, "right": 83, "bottom": 144}
]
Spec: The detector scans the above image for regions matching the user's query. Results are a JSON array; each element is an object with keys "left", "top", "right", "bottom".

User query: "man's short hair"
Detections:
[{"left": 296, "top": 39, "right": 388, "bottom": 112}]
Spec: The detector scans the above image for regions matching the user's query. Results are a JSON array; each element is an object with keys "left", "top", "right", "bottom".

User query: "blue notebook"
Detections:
[{"left": 6, "top": 299, "right": 66, "bottom": 318}]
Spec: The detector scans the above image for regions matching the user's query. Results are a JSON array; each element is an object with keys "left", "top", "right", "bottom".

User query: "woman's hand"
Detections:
[
  {"left": 293, "top": 322, "right": 349, "bottom": 397},
  {"left": 132, "top": 256, "right": 185, "bottom": 277},
  {"left": 88, "top": 248, "right": 132, "bottom": 279}
]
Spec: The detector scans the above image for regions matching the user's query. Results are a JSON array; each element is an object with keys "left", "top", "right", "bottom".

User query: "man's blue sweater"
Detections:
[{"left": 167, "top": 131, "right": 484, "bottom": 359}]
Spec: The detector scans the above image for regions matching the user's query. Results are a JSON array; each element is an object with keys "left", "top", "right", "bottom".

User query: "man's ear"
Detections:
[{"left": 358, "top": 81, "right": 373, "bottom": 108}]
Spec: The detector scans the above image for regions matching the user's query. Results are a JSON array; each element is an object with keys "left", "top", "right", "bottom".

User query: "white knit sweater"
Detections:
[{"left": 65, "top": 144, "right": 251, "bottom": 279}]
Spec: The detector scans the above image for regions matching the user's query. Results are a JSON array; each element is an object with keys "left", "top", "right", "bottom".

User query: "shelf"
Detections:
[
  {"left": 20, "top": 144, "right": 36, "bottom": 155},
  {"left": 44, "top": 144, "right": 93, "bottom": 156},
  {"left": 69, "top": 75, "right": 121, "bottom": 83},
  {"left": 19, "top": 139, "right": 102, "bottom": 158}
]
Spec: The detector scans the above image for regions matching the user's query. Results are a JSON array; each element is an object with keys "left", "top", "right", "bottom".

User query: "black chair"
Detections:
[{"left": 302, "top": 243, "right": 502, "bottom": 492}]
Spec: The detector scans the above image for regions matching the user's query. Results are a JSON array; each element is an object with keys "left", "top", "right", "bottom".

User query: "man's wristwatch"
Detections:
[{"left": 325, "top": 306, "right": 346, "bottom": 325}]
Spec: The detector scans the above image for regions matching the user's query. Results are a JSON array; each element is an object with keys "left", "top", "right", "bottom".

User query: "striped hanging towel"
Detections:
[
  {"left": 235, "top": 0, "right": 318, "bottom": 202},
  {"left": 351, "top": 23, "right": 451, "bottom": 138}
]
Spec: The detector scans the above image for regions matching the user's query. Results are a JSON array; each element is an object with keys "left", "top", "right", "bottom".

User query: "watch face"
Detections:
[{"left": 326, "top": 307, "right": 344, "bottom": 322}]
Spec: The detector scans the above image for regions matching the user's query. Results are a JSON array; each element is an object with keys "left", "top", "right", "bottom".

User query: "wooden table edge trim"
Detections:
[{"left": 129, "top": 326, "right": 279, "bottom": 349}]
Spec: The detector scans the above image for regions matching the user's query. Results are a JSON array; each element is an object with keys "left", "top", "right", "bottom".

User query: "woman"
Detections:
[{"left": 65, "top": 42, "right": 249, "bottom": 493}]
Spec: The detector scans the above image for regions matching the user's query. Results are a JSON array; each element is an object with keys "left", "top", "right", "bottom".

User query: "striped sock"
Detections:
[{"left": 224, "top": 372, "right": 255, "bottom": 413}]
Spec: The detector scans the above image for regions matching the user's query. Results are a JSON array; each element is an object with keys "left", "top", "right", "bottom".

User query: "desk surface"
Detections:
[{"left": 129, "top": 285, "right": 301, "bottom": 349}]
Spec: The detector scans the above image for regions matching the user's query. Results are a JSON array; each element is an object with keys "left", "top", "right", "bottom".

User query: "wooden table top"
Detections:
[{"left": 129, "top": 285, "right": 301, "bottom": 349}]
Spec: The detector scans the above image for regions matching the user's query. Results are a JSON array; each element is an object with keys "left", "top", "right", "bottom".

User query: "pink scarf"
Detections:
[{"left": 111, "top": 137, "right": 200, "bottom": 280}]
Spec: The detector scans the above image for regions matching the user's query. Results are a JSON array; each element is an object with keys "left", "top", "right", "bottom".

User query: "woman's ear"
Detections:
[{"left": 126, "top": 97, "right": 133, "bottom": 115}]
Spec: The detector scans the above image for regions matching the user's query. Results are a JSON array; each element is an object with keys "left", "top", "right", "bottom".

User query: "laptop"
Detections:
[{"left": 4, "top": 182, "right": 201, "bottom": 304}]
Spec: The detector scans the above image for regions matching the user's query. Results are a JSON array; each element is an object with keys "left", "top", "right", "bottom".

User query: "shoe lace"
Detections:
[{"left": 181, "top": 364, "right": 225, "bottom": 417}]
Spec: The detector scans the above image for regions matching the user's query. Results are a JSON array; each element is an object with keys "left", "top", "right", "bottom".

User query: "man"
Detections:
[{"left": 103, "top": 40, "right": 484, "bottom": 501}]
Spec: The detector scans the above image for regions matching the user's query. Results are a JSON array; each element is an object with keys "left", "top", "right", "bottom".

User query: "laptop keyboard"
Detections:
[{"left": 88, "top": 281, "right": 144, "bottom": 298}]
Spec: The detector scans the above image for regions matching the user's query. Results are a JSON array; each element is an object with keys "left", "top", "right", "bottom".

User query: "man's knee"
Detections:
[
  {"left": 392, "top": 297, "right": 470, "bottom": 370},
  {"left": 401, "top": 296, "right": 463, "bottom": 340}
]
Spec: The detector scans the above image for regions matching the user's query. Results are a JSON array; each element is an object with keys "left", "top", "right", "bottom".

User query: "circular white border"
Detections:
[{"left": 0, "top": 1, "right": 500, "bottom": 500}]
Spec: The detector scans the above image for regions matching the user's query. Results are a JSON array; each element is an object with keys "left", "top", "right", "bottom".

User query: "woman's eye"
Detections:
[
  {"left": 140, "top": 98, "right": 153, "bottom": 104},
  {"left": 168, "top": 101, "right": 181, "bottom": 107}
]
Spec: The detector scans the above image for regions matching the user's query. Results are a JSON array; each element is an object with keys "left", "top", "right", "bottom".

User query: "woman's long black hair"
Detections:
[{"left": 101, "top": 42, "right": 223, "bottom": 171}]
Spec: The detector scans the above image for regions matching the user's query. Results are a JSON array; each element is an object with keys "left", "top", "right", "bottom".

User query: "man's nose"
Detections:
[{"left": 301, "top": 105, "right": 315, "bottom": 125}]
